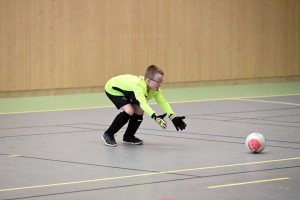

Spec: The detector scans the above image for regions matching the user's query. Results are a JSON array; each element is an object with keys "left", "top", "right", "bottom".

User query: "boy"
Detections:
[{"left": 103, "top": 65, "right": 186, "bottom": 147}]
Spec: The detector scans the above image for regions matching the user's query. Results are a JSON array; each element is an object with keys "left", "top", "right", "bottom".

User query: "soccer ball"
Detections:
[{"left": 245, "top": 132, "right": 266, "bottom": 153}]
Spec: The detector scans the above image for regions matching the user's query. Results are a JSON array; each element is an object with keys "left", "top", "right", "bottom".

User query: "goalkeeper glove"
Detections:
[
  {"left": 152, "top": 113, "right": 167, "bottom": 129},
  {"left": 169, "top": 114, "right": 186, "bottom": 131}
]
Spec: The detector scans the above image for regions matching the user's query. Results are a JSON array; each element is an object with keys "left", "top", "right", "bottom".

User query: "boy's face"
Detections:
[{"left": 146, "top": 73, "right": 164, "bottom": 90}]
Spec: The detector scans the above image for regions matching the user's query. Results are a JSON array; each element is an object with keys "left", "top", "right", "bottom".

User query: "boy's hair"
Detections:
[{"left": 145, "top": 65, "right": 164, "bottom": 79}]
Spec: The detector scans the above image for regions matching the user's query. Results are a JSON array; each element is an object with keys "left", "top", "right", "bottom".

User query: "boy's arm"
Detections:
[
  {"left": 134, "top": 87, "right": 168, "bottom": 129},
  {"left": 153, "top": 89, "right": 174, "bottom": 116},
  {"left": 134, "top": 86, "right": 156, "bottom": 117},
  {"left": 154, "top": 90, "right": 187, "bottom": 131}
]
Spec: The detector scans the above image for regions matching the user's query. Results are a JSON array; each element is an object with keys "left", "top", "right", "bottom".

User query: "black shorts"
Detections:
[{"left": 105, "top": 91, "right": 134, "bottom": 109}]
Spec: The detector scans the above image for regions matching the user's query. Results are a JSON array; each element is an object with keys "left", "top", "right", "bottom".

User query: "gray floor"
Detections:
[{"left": 1, "top": 96, "right": 300, "bottom": 200}]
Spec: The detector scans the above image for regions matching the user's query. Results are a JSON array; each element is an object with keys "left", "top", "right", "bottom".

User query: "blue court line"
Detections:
[{"left": 139, "top": 128, "right": 300, "bottom": 145}]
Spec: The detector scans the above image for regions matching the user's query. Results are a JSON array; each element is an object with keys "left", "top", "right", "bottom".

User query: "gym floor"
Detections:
[{"left": 1, "top": 82, "right": 300, "bottom": 200}]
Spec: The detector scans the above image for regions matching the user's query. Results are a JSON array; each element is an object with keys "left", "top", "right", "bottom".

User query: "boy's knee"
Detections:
[
  {"left": 133, "top": 105, "right": 144, "bottom": 115},
  {"left": 122, "top": 104, "right": 134, "bottom": 116}
]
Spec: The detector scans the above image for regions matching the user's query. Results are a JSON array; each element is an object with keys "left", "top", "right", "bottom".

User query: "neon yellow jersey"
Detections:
[{"left": 105, "top": 74, "right": 174, "bottom": 117}]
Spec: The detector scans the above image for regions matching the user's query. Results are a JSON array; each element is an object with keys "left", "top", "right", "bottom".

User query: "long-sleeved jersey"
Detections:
[{"left": 105, "top": 74, "right": 174, "bottom": 117}]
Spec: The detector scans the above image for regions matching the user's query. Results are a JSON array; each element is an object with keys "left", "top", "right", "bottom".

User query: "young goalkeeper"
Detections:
[{"left": 103, "top": 65, "right": 187, "bottom": 147}]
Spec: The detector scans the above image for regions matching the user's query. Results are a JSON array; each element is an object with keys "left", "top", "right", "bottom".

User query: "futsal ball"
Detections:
[{"left": 245, "top": 132, "right": 266, "bottom": 153}]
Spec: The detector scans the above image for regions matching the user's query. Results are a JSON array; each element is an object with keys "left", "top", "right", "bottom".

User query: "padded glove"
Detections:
[
  {"left": 169, "top": 114, "right": 186, "bottom": 131},
  {"left": 152, "top": 113, "right": 167, "bottom": 129}
]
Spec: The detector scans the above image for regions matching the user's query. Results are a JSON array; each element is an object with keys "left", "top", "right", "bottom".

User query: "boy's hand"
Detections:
[
  {"left": 169, "top": 114, "right": 186, "bottom": 131},
  {"left": 152, "top": 113, "right": 167, "bottom": 129}
]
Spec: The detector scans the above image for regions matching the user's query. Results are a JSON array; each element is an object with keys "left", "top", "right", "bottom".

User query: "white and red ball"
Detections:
[{"left": 245, "top": 132, "right": 266, "bottom": 153}]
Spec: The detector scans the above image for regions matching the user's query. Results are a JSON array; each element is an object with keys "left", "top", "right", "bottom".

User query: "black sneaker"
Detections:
[
  {"left": 102, "top": 133, "right": 117, "bottom": 147},
  {"left": 123, "top": 135, "right": 143, "bottom": 145}
]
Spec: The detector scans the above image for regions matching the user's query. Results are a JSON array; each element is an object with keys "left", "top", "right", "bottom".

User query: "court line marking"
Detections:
[
  {"left": 231, "top": 98, "right": 300, "bottom": 106},
  {"left": 1, "top": 156, "right": 299, "bottom": 192},
  {"left": 207, "top": 177, "right": 290, "bottom": 188},
  {"left": 0, "top": 93, "right": 299, "bottom": 115},
  {"left": 169, "top": 93, "right": 300, "bottom": 105},
  {"left": 7, "top": 155, "right": 22, "bottom": 157}
]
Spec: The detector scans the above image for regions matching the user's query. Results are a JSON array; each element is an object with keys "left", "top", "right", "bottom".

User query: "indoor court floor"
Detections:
[{"left": 0, "top": 82, "right": 300, "bottom": 200}]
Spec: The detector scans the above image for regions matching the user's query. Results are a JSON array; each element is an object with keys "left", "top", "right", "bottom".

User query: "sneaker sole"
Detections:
[
  {"left": 102, "top": 135, "right": 117, "bottom": 147},
  {"left": 123, "top": 141, "right": 143, "bottom": 145}
]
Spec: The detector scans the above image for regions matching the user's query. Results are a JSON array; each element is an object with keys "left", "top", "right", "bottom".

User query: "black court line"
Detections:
[
  {"left": 0, "top": 129, "right": 104, "bottom": 139},
  {"left": 0, "top": 123, "right": 110, "bottom": 131},
  {"left": 1, "top": 106, "right": 299, "bottom": 131},
  {"left": 1, "top": 126, "right": 299, "bottom": 149},
  {"left": 138, "top": 127, "right": 300, "bottom": 146},
  {"left": 0, "top": 153, "right": 197, "bottom": 177},
  {"left": 0, "top": 123, "right": 120, "bottom": 139},
  {"left": 3, "top": 165, "right": 300, "bottom": 200},
  {"left": 210, "top": 116, "right": 300, "bottom": 124},
  {"left": 196, "top": 115, "right": 300, "bottom": 125},
  {"left": 0, "top": 125, "right": 97, "bottom": 131},
  {"left": 186, "top": 116, "right": 300, "bottom": 129},
  {"left": 0, "top": 123, "right": 110, "bottom": 139},
  {"left": 186, "top": 106, "right": 300, "bottom": 116},
  {"left": 0, "top": 125, "right": 61, "bottom": 131},
  {"left": 138, "top": 132, "right": 300, "bottom": 150},
  {"left": 58, "top": 124, "right": 111, "bottom": 129},
  {"left": 207, "top": 113, "right": 300, "bottom": 120},
  {"left": 1, "top": 106, "right": 298, "bottom": 131}
]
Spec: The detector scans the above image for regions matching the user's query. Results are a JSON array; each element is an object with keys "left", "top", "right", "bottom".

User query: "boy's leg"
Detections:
[
  {"left": 123, "top": 105, "right": 144, "bottom": 145},
  {"left": 105, "top": 111, "right": 131, "bottom": 135},
  {"left": 103, "top": 111, "right": 131, "bottom": 147},
  {"left": 124, "top": 113, "right": 143, "bottom": 136},
  {"left": 103, "top": 92, "right": 133, "bottom": 147}
]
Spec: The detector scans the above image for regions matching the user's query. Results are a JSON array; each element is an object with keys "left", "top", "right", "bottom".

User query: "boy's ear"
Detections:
[{"left": 145, "top": 78, "right": 150, "bottom": 84}]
